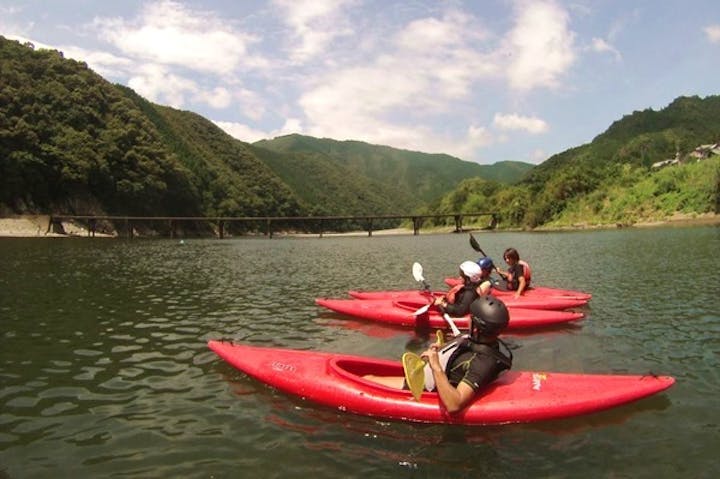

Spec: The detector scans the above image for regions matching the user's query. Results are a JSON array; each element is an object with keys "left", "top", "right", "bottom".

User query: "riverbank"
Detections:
[
  {"left": 0, "top": 213, "right": 717, "bottom": 238},
  {"left": 0, "top": 215, "right": 114, "bottom": 237},
  {"left": 534, "top": 212, "right": 720, "bottom": 231}
]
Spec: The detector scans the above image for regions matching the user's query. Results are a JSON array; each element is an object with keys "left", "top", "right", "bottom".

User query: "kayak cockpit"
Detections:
[{"left": 329, "top": 357, "right": 417, "bottom": 396}]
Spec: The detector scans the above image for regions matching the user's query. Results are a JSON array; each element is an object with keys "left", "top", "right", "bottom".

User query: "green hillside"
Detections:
[
  {"left": 254, "top": 134, "right": 533, "bottom": 205},
  {"left": 0, "top": 36, "right": 528, "bottom": 227},
  {"left": 247, "top": 143, "right": 411, "bottom": 216},
  {"left": 428, "top": 95, "right": 720, "bottom": 229},
  {"left": 0, "top": 36, "right": 302, "bottom": 224},
  {"left": 2, "top": 35, "right": 716, "bottom": 233}
]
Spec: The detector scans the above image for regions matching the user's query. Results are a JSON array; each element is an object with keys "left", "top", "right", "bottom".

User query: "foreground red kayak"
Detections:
[
  {"left": 209, "top": 341, "right": 674, "bottom": 425},
  {"left": 316, "top": 298, "right": 584, "bottom": 330},
  {"left": 348, "top": 289, "right": 588, "bottom": 310},
  {"left": 443, "top": 277, "right": 592, "bottom": 300}
]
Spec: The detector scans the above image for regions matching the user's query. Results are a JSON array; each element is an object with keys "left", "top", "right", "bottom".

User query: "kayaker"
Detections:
[
  {"left": 475, "top": 257, "right": 495, "bottom": 295},
  {"left": 365, "top": 295, "right": 513, "bottom": 413},
  {"left": 496, "top": 247, "right": 532, "bottom": 298},
  {"left": 433, "top": 261, "right": 483, "bottom": 316}
]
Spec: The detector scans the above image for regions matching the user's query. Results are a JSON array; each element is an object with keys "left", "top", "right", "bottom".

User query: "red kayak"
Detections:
[
  {"left": 315, "top": 298, "right": 584, "bottom": 330},
  {"left": 209, "top": 340, "right": 674, "bottom": 425},
  {"left": 444, "top": 277, "right": 592, "bottom": 301},
  {"left": 348, "top": 289, "right": 588, "bottom": 310}
]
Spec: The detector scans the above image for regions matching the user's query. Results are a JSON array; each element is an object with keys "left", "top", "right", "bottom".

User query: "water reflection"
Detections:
[{"left": 1, "top": 227, "right": 719, "bottom": 478}]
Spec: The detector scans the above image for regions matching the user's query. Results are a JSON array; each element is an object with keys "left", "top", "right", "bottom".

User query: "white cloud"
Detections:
[
  {"left": 295, "top": 7, "right": 498, "bottom": 157},
  {"left": 0, "top": 6, "right": 32, "bottom": 37},
  {"left": 215, "top": 118, "right": 303, "bottom": 143},
  {"left": 127, "top": 64, "right": 198, "bottom": 108},
  {"left": 529, "top": 149, "right": 548, "bottom": 164},
  {"left": 493, "top": 113, "right": 549, "bottom": 134},
  {"left": 705, "top": 25, "right": 720, "bottom": 43},
  {"left": 58, "top": 45, "right": 135, "bottom": 78},
  {"left": 590, "top": 37, "right": 621, "bottom": 61},
  {"left": 92, "top": 0, "right": 265, "bottom": 74},
  {"left": 199, "top": 87, "right": 233, "bottom": 110},
  {"left": 505, "top": 0, "right": 576, "bottom": 91},
  {"left": 273, "top": 0, "right": 357, "bottom": 63}
]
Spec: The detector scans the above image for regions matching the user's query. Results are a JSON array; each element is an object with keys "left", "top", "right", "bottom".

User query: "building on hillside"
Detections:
[
  {"left": 651, "top": 151, "right": 680, "bottom": 170},
  {"left": 689, "top": 142, "right": 720, "bottom": 160},
  {"left": 651, "top": 142, "right": 719, "bottom": 170}
]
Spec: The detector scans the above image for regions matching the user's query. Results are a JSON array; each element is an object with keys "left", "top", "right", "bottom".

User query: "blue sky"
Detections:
[{"left": 2, "top": 0, "right": 719, "bottom": 165}]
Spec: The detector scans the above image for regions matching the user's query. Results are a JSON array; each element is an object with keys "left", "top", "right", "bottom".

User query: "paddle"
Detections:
[
  {"left": 469, "top": 233, "right": 507, "bottom": 280},
  {"left": 411, "top": 262, "right": 464, "bottom": 335},
  {"left": 412, "top": 262, "right": 431, "bottom": 291},
  {"left": 443, "top": 313, "right": 462, "bottom": 337},
  {"left": 411, "top": 262, "right": 434, "bottom": 315},
  {"left": 402, "top": 330, "right": 447, "bottom": 400},
  {"left": 402, "top": 352, "right": 426, "bottom": 401}
]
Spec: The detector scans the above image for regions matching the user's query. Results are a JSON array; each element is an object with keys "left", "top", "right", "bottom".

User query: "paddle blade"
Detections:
[
  {"left": 469, "top": 233, "right": 486, "bottom": 256},
  {"left": 402, "top": 352, "right": 426, "bottom": 401},
  {"left": 435, "top": 329, "right": 445, "bottom": 346},
  {"left": 412, "top": 262, "right": 424, "bottom": 283},
  {"left": 412, "top": 303, "right": 431, "bottom": 316}
]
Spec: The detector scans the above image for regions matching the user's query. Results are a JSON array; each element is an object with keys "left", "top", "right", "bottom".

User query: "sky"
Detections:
[{"left": 2, "top": 0, "right": 719, "bottom": 165}]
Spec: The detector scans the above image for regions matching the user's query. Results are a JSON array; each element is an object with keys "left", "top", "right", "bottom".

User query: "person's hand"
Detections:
[{"left": 421, "top": 344, "right": 443, "bottom": 372}]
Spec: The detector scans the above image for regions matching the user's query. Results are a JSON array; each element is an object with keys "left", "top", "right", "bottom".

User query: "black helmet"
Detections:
[{"left": 469, "top": 295, "right": 509, "bottom": 338}]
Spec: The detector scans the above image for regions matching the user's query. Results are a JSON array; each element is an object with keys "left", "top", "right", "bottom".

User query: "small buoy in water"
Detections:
[{"left": 179, "top": 239, "right": 185, "bottom": 245}]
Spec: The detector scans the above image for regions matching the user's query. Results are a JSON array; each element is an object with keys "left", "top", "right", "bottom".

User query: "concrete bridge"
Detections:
[{"left": 48, "top": 212, "right": 497, "bottom": 238}]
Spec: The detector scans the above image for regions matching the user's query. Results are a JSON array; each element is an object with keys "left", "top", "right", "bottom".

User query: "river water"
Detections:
[{"left": 1, "top": 226, "right": 718, "bottom": 478}]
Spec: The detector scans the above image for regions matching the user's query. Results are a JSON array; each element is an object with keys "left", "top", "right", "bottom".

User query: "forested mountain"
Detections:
[
  {"left": 254, "top": 135, "right": 532, "bottom": 205},
  {"left": 427, "top": 95, "right": 720, "bottom": 228},
  {"left": 0, "top": 36, "right": 301, "bottom": 221},
  {"left": 2, "top": 35, "right": 716, "bottom": 233},
  {"left": 0, "top": 36, "right": 527, "bottom": 226}
]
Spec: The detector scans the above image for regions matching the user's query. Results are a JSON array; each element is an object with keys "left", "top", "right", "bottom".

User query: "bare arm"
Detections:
[
  {"left": 476, "top": 280, "right": 492, "bottom": 296},
  {"left": 423, "top": 345, "right": 475, "bottom": 413},
  {"left": 515, "top": 276, "right": 527, "bottom": 298}
]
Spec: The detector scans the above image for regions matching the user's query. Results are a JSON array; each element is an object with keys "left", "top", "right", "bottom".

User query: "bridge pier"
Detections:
[
  {"left": 454, "top": 215, "right": 462, "bottom": 233},
  {"left": 412, "top": 217, "right": 422, "bottom": 235},
  {"left": 41, "top": 212, "right": 496, "bottom": 239}
]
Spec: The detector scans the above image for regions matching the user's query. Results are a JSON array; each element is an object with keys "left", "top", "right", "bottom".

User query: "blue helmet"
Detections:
[{"left": 477, "top": 257, "right": 494, "bottom": 271}]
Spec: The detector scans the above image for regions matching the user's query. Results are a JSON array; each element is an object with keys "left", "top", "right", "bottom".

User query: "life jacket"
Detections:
[
  {"left": 506, "top": 260, "right": 532, "bottom": 289},
  {"left": 445, "top": 283, "right": 464, "bottom": 304},
  {"left": 423, "top": 335, "right": 512, "bottom": 391},
  {"left": 445, "top": 280, "right": 480, "bottom": 304}
]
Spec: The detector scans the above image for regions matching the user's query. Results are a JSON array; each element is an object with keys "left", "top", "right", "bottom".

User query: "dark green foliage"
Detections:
[
  {"left": 254, "top": 134, "right": 534, "bottom": 205},
  {"left": 3, "top": 34, "right": 717, "bottom": 230},
  {"left": 248, "top": 145, "right": 401, "bottom": 216},
  {"left": 0, "top": 36, "right": 302, "bottom": 221},
  {"left": 429, "top": 95, "right": 720, "bottom": 228},
  {"left": 1, "top": 35, "right": 529, "bottom": 223},
  {"left": 0, "top": 37, "right": 195, "bottom": 214}
]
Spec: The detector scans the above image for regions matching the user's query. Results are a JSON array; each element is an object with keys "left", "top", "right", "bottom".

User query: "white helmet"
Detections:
[{"left": 459, "top": 260, "right": 483, "bottom": 283}]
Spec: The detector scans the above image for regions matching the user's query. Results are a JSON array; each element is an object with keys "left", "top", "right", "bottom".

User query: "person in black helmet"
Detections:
[{"left": 364, "top": 295, "right": 513, "bottom": 413}]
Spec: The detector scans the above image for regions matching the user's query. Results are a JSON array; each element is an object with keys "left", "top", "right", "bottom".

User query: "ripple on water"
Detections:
[{"left": 1, "top": 231, "right": 718, "bottom": 478}]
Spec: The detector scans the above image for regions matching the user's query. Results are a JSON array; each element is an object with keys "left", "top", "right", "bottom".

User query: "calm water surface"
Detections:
[{"left": 1, "top": 227, "right": 719, "bottom": 478}]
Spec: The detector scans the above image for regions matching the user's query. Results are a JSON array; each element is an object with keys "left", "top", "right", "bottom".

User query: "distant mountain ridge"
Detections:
[{"left": 254, "top": 134, "right": 533, "bottom": 206}]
